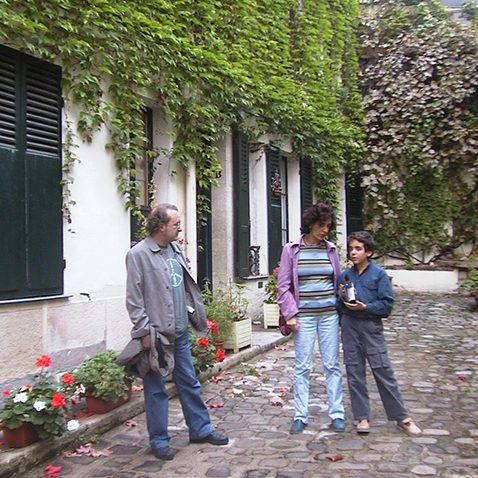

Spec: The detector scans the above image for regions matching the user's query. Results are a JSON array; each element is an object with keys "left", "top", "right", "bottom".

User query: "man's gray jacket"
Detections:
[{"left": 117, "top": 236, "right": 207, "bottom": 377}]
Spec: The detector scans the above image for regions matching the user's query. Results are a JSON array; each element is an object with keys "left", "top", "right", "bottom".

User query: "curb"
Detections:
[{"left": 0, "top": 334, "right": 291, "bottom": 478}]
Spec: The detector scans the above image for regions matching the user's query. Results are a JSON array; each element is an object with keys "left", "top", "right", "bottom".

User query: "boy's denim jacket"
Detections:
[
  {"left": 337, "top": 261, "right": 394, "bottom": 319},
  {"left": 277, "top": 236, "right": 341, "bottom": 321}
]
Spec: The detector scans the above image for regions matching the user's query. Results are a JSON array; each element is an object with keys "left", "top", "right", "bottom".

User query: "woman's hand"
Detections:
[
  {"left": 343, "top": 300, "right": 367, "bottom": 311},
  {"left": 287, "top": 316, "right": 299, "bottom": 332},
  {"left": 338, "top": 284, "right": 345, "bottom": 299}
]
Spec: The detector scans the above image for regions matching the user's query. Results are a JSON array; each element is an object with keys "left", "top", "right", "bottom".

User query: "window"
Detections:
[{"left": 0, "top": 45, "right": 63, "bottom": 300}]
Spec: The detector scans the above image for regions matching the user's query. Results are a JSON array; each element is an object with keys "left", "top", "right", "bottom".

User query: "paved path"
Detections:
[{"left": 21, "top": 294, "right": 478, "bottom": 477}]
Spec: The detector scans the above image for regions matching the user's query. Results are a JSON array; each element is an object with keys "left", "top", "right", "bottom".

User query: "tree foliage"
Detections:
[
  {"left": 0, "top": 0, "right": 363, "bottom": 214},
  {"left": 358, "top": 0, "right": 478, "bottom": 262}
]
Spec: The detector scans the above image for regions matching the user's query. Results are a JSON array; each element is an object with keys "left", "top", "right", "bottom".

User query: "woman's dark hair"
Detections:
[
  {"left": 347, "top": 230, "right": 375, "bottom": 253},
  {"left": 301, "top": 203, "right": 336, "bottom": 234},
  {"left": 147, "top": 203, "right": 178, "bottom": 235}
]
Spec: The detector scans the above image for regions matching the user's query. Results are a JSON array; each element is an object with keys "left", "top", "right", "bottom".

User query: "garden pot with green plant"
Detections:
[
  {"left": 72, "top": 351, "right": 132, "bottom": 414},
  {"left": 461, "top": 268, "right": 478, "bottom": 310}
]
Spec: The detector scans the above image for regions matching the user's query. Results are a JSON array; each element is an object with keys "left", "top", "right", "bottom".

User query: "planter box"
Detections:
[
  {"left": 1, "top": 423, "right": 39, "bottom": 448},
  {"left": 263, "top": 303, "right": 280, "bottom": 328},
  {"left": 224, "top": 318, "right": 252, "bottom": 352}
]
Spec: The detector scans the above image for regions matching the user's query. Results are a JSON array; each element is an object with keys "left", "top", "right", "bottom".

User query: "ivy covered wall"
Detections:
[
  {"left": 358, "top": 0, "right": 478, "bottom": 263},
  {"left": 0, "top": 0, "right": 363, "bottom": 213}
]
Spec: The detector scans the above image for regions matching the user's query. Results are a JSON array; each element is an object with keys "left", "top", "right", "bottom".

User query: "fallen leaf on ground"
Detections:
[
  {"left": 210, "top": 375, "right": 224, "bottom": 384},
  {"left": 326, "top": 454, "right": 343, "bottom": 462},
  {"left": 44, "top": 464, "right": 62, "bottom": 478},
  {"left": 268, "top": 397, "right": 284, "bottom": 407},
  {"left": 207, "top": 402, "right": 224, "bottom": 409},
  {"left": 274, "top": 345, "right": 287, "bottom": 351},
  {"left": 125, "top": 419, "right": 137, "bottom": 427},
  {"left": 132, "top": 384, "right": 144, "bottom": 392}
]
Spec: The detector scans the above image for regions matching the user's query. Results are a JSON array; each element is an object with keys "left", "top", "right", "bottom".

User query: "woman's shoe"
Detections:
[
  {"left": 356, "top": 419, "right": 370, "bottom": 434},
  {"left": 290, "top": 419, "right": 307, "bottom": 434},
  {"left": 397, "top": 418, "right": 422, "bottom": 436}
]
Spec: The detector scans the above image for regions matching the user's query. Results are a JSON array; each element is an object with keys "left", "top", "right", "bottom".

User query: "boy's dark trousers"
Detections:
[{"left": 341, "top": 314, "right": 408, "bottom": 422}]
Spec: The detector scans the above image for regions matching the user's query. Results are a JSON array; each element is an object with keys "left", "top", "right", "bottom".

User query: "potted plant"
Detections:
[
  {"left": 72, "top": 351, "right": 132, "bottom": 414},
  {"left": 202, "top": 283, "right": 235, "bottom": 346},
  {"left": 263, "top": 265, "right": 280, "bottom": 328},
  {"left": 223, "top": 283, "right": 252, "bottom": 353},
  {"left": 0, "top": 355, "right": 79, "bottom": 448}
]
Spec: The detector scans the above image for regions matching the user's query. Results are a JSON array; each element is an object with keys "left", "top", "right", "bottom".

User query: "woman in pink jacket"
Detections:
[{"left": 277, "top": 203, "right": 345, "bottom": 434}]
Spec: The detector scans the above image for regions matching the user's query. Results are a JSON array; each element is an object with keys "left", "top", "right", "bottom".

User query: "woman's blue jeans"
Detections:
[
  {"left": 293, "top": 313, "right": 345, "bottom": 423},
  {"left": 143, "top": 330, "right": 212, "bottom": 449}
]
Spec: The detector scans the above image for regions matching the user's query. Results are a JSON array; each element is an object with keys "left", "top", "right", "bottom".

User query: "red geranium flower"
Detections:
[
  {"left": 62, "top": 372, "right": 74, "bottom": 386},
  {"left": 215, "top": 349, "right": 226, "bottom": 362},
  {"left": 2, "top": 390, "right": 10, "bottom": 398},
  {"left": 36, "top": 354, "right": 52, "bottom": 368},
  {"left": 207, "top": 320, "right": 218, "bottom": 335},
  {"left": 197, "top": 337, "right": 209, "bottom": 349},
  {"left": 51, "top": 393, "right": 67, "bottom": 409}
]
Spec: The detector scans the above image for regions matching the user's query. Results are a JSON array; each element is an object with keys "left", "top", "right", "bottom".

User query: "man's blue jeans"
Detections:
[
  {"left": 143, "top": 330, "right": 212, "bottom": 449},
  {"left": 293, "top": 313, "right": 345, "bottom": 423}
]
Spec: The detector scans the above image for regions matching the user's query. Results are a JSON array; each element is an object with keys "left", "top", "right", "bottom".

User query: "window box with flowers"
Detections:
[
  {"left": 0, "top": 355, "right": 80, "bottom": 448},
  {"left": 72, "top": 351, "right": 133, "bottom": 415}
]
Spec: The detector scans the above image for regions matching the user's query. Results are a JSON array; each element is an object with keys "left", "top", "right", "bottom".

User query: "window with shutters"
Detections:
[
  {"left": 0, "top": 45, "right": 63, "bottom": 300},
  {"left": 266, "top": 147, "right": 288, "bottom": 274},
  {"left": 233, "top": 131, "right": 251, "bottom": 278}
]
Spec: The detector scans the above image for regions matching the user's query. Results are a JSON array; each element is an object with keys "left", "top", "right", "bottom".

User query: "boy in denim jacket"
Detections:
[{"left": 337, "top": 231, "right": 422, "bottom": 436}]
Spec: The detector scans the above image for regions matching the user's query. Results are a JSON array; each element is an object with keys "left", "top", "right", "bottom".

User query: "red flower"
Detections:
[
  {"left": 215, "top": 349, "right": 226, "bottom": 362},
  {"left": 2, "top": 390, "right": 10, "bottom": 398},
  {"left": 51, "top": 393, "right": 67, "bottom": 409},
  {"left": 197, "top": 337, "right": 209, "bottom": 349},
  {"left": 36, "top": 355, "right": 52, "bottom": 368},
  {"left": 207, "top": 320, "right": 218, "bottom": 335},
  {"left": 62, "top": 372, "right": 74, "bottom": 386}
]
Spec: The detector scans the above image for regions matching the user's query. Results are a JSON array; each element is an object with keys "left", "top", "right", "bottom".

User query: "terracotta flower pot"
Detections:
[
  {"left": 86, "top": 386, "right": 132, "bottom": 415},
  {"left": 2, "top": 423, "right": 39, "bottom": 448}
]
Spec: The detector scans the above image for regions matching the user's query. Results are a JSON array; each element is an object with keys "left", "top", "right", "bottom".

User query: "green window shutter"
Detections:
[
  {"left": 233, "top": 131, "right": 250, "bottom": 278},
  {"left": 345, "top": 175, "right": 364, "bottom": 234},
  {"left": 266, "top": 147, "right": 283, "bottom": 273},
  {"left": 300, "top": 157, "right": 313, "bottom": 213},
  {"left": 0, "top": 45, "right": 63, "bottom": 300}
]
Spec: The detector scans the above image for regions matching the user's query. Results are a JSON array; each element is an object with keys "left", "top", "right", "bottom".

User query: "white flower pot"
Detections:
[
  {"left": 263, "top": 303, "right": 280, "bottom": 328},
  {"left": 224, "top": 318, "right": 252, "bottom": 352}
]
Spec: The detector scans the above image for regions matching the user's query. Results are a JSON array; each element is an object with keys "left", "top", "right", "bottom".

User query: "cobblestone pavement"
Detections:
[{"left": 22, "top": 293, "right": 477, "bottom": 478}]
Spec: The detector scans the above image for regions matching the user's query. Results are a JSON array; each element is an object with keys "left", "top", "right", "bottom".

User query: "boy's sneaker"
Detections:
[
  {"left": 397, "top": 418, "right": 422, "bottom": 436},
  {"left": 356, "top": 419, "right": 370, "bottom": 434}
]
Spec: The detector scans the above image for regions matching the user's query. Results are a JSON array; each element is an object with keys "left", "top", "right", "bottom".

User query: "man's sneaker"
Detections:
[
  {"left": 356, "top": 419, "right": 370, "bottom": 434},
  {"left": 190, "top": 431, "right": 229, "bottom": 445},
  {"left": 151, "top": 446, "right": 175, "bottom": 461},
  {"left": 330, "top": 418, "right": 345, "bottom": 432},
  {"left": 290, "top": 419, "right": 307, "bottom": 434},
  {"left": 397, "top": 418, "right": 422, "bottom": 436}
]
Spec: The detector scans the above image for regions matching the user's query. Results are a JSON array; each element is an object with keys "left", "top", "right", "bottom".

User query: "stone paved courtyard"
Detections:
[{"left": 21, "top": 293, "right": 478, "bottom": 477}]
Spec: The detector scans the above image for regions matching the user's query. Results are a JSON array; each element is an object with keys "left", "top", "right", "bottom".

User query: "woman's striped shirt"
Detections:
[{"left": 297, "top": 242, "right": 337, "bottom": 318}]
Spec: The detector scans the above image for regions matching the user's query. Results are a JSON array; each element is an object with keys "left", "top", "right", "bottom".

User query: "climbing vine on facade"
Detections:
[
  {"left": 358, "top": 0, "right": 478, "bottom": 262},
  {"left": 0, "top": 0, "right": 363, "bottom": 216}
]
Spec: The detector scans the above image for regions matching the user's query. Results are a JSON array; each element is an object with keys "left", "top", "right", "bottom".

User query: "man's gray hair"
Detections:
[{"left": 147, "top": 203, "right": 178, "bottom": 235}]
